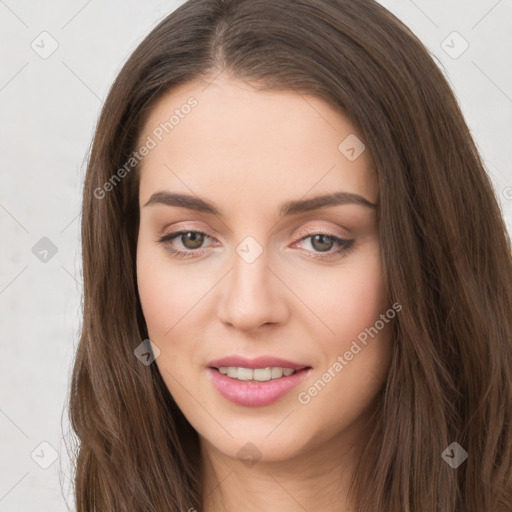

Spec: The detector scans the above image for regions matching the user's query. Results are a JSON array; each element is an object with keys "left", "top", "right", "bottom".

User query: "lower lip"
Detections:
[{"left": 207, "top": 367, "right": 312, "bottom": 407}]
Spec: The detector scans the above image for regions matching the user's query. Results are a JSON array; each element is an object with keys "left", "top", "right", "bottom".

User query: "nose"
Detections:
[{"left": 217, "top": 247, "right": 289, "bottom": 333}]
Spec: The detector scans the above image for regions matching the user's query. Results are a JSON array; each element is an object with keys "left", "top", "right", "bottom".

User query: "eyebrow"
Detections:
[{"left": 143, "top": 190, "right": 377, "bottom": 216}]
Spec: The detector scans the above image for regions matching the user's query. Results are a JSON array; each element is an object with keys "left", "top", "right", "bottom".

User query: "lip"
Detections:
[
  {"left": 207, "top": 355, "right": 309, "bottom": 370},
  {"left": 207, "top": 361, "right": 312, "bottom": 408}
]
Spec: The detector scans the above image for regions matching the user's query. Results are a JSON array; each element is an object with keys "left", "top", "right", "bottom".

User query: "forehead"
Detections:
[{"left": 137, "top": 76, "right": 377, "bottom": 213}]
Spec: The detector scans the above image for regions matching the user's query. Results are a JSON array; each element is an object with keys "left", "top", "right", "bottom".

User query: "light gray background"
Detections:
[{"left": 0, "top": 1, "right": 511, "bottom": 510}]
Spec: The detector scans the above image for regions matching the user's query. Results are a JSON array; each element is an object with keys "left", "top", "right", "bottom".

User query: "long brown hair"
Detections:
[{"left": 67, "top": 0, "right": 512, "bottom": 510}]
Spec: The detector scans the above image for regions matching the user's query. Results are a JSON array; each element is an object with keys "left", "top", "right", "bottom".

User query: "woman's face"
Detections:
[{"left": 136, "top": 75, "right": 394, "bottom": 463}]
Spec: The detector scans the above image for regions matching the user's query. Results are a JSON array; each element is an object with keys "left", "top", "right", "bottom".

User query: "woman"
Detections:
[{"left": 68, "top": 0, "right": 512, "bottom": 510}]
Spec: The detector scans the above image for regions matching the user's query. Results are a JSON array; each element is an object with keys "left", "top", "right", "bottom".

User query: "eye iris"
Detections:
[
  {"left": 182, "top": 232, "right": 205, "bottom": 249},
  {"left": 311, "top": 234, "right": 334, "bottom": 252}
]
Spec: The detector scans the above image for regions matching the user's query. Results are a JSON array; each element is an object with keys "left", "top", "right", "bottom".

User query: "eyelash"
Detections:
[{"left": 156, "top": 229, "right": 354, "bottom": 260}]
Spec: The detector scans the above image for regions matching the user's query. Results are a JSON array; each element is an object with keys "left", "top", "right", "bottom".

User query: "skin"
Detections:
[{"left": 136, "top": 74, "right": 394, "bottom": 512}]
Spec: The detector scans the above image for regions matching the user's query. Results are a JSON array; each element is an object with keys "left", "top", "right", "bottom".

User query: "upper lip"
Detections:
[{"left": 208, "top": 356, "right": 310, "bottom": 370}]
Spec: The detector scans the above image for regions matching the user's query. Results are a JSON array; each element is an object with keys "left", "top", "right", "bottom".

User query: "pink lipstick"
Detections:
[{"left": 207, "top": 356, "right": 312, "bottom": 407}]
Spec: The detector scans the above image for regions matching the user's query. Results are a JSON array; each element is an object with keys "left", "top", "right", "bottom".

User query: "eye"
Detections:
[
  {"left": 157, "top": 230, "right": 214, "bottom": 258},
  {"left": 156, "top": 229, "right": 354, "bottom": 260},
  {"left": 293, "top": 233, "right": 354, "bottom": 259}
]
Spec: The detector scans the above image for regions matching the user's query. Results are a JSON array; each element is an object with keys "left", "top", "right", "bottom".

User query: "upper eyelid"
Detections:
[{"left": 163, "top": 227, "right": 348, "bottom": 241}]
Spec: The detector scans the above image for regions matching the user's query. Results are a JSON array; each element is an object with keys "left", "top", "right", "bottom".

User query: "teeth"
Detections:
[
  {"left": 217, "top": 367, "right": 298, "bottom": 381},
  {"left": 226, "top": 367, "right": 237, "bottom": 378},
  {"left": 254, "top": 368, "right": 271, "bottom": 381},
  {"left": 271, "top": 367, "right": 282, "bottom": 379},
  {"left": 238, "top": 367, "right": 253, "bottom": 381}
]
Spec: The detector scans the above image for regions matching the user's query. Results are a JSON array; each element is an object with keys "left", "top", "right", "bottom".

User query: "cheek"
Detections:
[
  {"left": 136, "top": 252, "right": 175, "bottom": 335},
  {"left": 296, "top": 241, "right": 388, "bottom": 342},
  {"left": 332, "top": 263, "right": 387, "bottom": 340},
  {"left": 295, "top": 241, "right": 392, "bottom": 393},
  {"left": 309, "top": 245, "right": 392, "bottom": 403},
  {"left": 291, "top": 248, "right": 392, "bottom": 444},
  {"left": 136, "top": 240, "right": 203, "bottom": 337},
  {"left": 136, "top": 236, "right": 221, "bottom": 383},
  {"left": 136, "top": 243, "right": 200, "bottom": 386}
]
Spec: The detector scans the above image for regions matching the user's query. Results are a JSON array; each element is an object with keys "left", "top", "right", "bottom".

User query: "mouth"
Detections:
[{"left": 206, "top": 358, "right": 312, "bottom": 407}]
